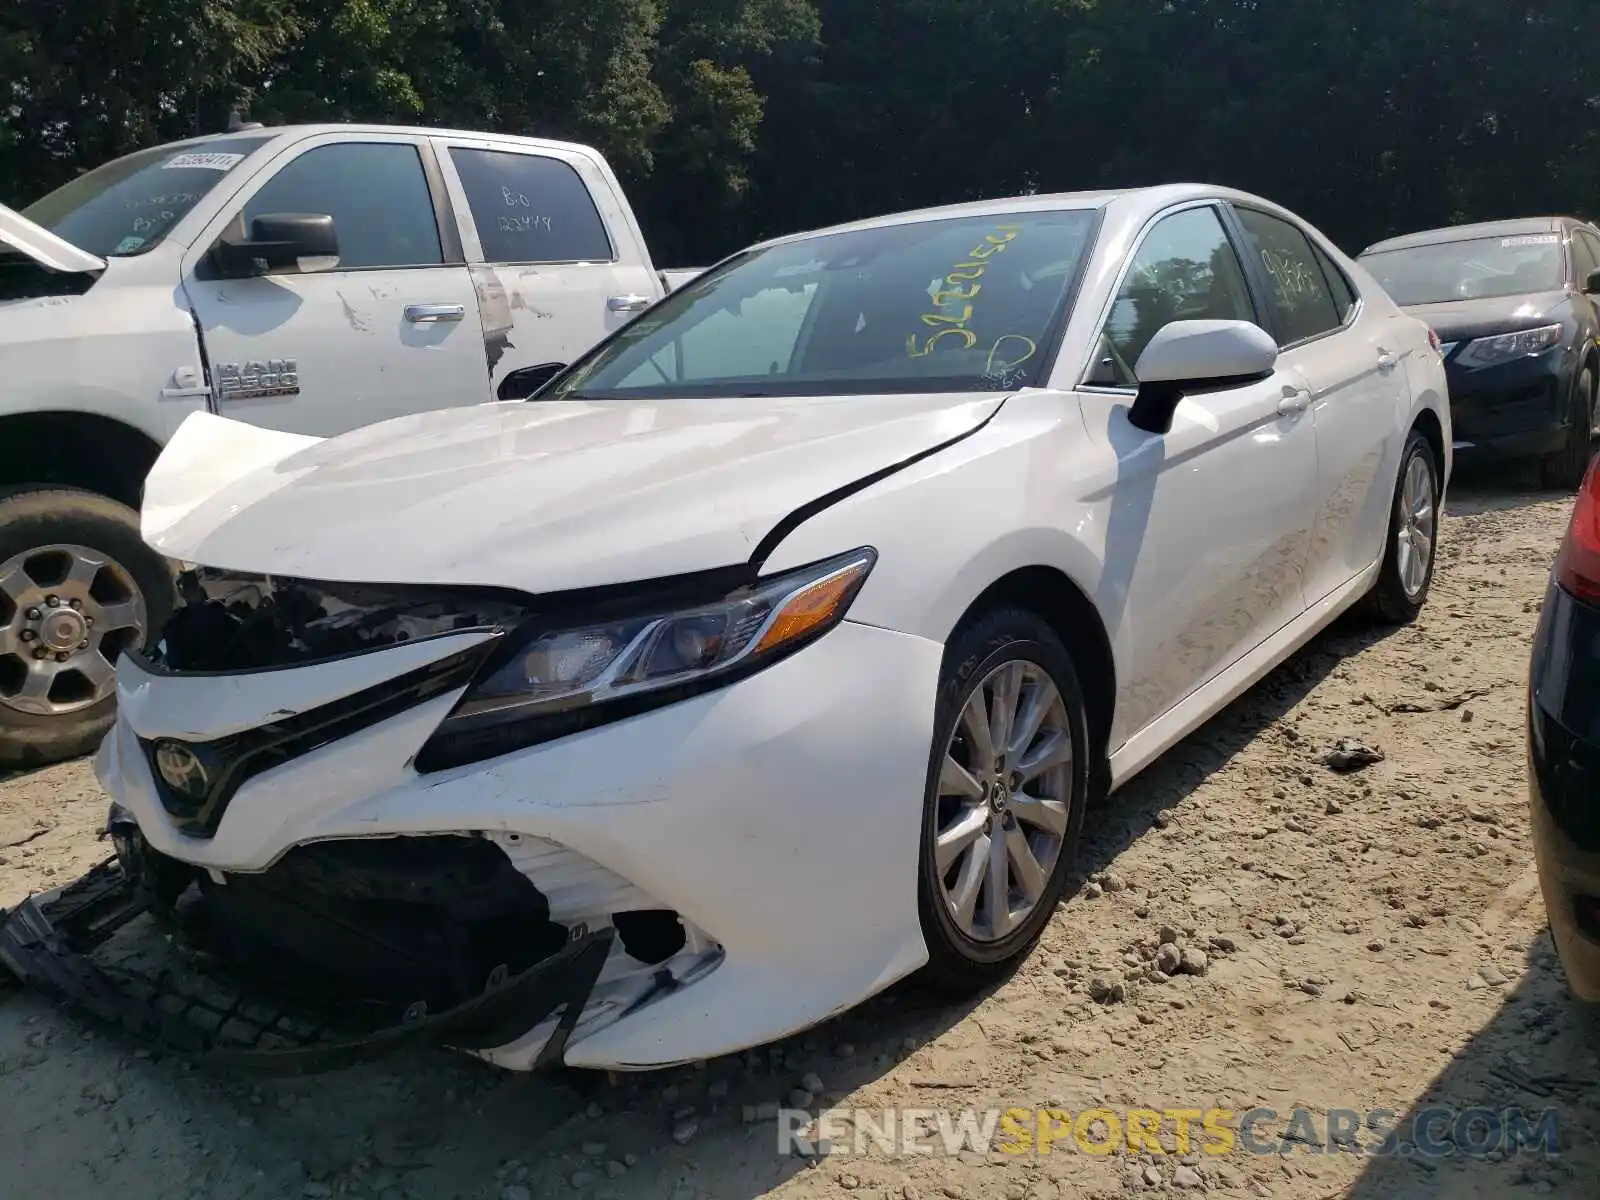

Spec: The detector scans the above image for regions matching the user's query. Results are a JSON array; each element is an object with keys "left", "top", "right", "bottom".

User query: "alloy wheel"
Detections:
[
  {"left": 933, "top": 659, "right": 1073, "bottom": 942},
  {"left": 0, "top": 543, "right": 147, "bottom": 716},
  {"left": 1395, "top": 454, "right": 1436, "bottom": 601}
]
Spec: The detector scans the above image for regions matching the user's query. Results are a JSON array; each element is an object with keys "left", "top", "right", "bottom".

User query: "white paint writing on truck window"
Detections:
[
  {"left": 499, "top": 215, "right": 552, "bottom": 233},
  {"left": 163, "top": 152, "right": 246, "bottom": 171}
]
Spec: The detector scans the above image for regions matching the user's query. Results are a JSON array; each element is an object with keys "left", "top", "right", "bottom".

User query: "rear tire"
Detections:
[
  {"left": 1540, "top": 367, "right": 1595, "bottom": 491},
  {"left": 1360, "top": 430, "right": 1441, "bottom": 626},
  {"left": 915, "top": 608, "right": 1090, "bottom": 995},
  {"left": 0, "top": 487, "right": 175, "bottom": 771}
]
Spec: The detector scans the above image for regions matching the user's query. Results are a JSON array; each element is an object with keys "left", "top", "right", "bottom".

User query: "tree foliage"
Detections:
[{"left": 2, "top": 0, "right": 1596, "bottom": 263}]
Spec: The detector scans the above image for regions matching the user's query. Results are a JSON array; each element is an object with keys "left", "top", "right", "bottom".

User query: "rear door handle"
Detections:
[
  {"left": 405, "top": 303, "right": 466, "bottom": 323},
  {"left": 1376, "top": 348, "right": 1398, "bottom": 371},
  {"left": 607, "top": 294, "right": 653, "bottom": 313}
]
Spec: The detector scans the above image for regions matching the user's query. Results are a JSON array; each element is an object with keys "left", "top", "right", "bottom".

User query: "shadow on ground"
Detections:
[{"left": 1329, "top": 934, "right": 1600, "bottom": 1200}]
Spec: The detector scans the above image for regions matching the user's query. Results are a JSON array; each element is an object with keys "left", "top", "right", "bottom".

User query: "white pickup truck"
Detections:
[{"left": 0, "top": 123, "right": 701, "bottom": 768}]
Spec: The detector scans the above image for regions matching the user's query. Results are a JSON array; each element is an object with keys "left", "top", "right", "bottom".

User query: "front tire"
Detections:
[
  {"left": 1540, "top": 367, "right": 1595, "bottom": 491},
  {"left": 915, "top": 608, "right": 1090, "bottom": 994},
  {"left": 0, "top": 487, "right": 175, "bottom": 770},
  {"left": 1361, "top": 430, "right": 1441, "bottom": 625}
]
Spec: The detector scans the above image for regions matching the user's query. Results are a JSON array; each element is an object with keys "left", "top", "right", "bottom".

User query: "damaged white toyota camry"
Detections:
[{"left": 1, "top": 185, "right": 1449, "bottom": 1072}]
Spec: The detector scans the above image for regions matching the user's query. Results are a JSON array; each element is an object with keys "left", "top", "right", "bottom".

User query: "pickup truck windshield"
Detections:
[
  {"left": 21, "top": 137, "right": 270, "bottom": 258},
  {"left": 550, "top": 209, "right": 1100, "bottom": 399},
  {"left": 1360, "top": 235, "right": 1568, "bottom": 305}
]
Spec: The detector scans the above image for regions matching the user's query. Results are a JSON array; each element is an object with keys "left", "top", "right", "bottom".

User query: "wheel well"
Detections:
[
  {"left": 0, "top": 412, "right": 161, "bottom": 511},
  {"left": 957, "top": 566, "right": 1115, "bottom": 764},
  {"left": 1412, "top": 407, "right": 1446, "bottom": 477}
]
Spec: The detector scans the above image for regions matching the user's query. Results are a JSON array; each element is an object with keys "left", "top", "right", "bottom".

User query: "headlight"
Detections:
[
  {"left": 1455, "top": 323, "right": 1563, "bottom": 368},
  {"left": 416, "top": 548, "right": 876, "bottom": 769}
]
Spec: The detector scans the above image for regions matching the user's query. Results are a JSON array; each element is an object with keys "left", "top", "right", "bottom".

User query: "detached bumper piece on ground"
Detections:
[{"left": 0, "top": 833, "right": 615, "bottom": 1074}]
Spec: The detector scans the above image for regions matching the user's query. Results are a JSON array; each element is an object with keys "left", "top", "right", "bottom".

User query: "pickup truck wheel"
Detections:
[{"left": 0, "top": 487, "right": 175, "bottom": 770}]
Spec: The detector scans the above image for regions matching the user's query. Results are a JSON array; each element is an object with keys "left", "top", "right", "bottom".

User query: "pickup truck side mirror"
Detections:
[
  {"left": 497, "top": 362, "right": 568, "bottom": 400},
  {"left": 1584, "top": 267, "right": 1600, "bottom": 296},
  {"left": 212, "top": 214, "right": 340, "bottom": 278}
]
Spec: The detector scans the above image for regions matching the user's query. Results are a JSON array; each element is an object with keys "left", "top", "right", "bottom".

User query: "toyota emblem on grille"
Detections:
[{"left": 154, "top": 741, "right": 209, "bottom": 799}]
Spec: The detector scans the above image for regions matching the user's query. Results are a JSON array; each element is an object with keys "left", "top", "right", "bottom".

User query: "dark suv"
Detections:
[{"left": 1358, "top": 217, "right": 1600, "bottom": 488}]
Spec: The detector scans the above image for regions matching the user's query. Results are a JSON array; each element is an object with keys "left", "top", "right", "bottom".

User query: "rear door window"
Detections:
[
  {"left": 1234, "top": 207, "right": 1343, "bottom": 346},
  {"left": 449, "top": 148, "right": 615, "bottom": 265}
]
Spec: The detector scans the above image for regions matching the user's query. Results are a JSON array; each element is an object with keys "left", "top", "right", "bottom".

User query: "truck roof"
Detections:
[{"left": 148, "top": 123, "right": 605, "bottom": 161}]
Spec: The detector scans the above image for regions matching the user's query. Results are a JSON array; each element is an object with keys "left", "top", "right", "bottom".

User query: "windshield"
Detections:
[
  {"left": 20, "top": 137, "right": 270, "bottom": 257},
  {"left": 547, "top": 209, "right": 1100, "bottom": 400},
  {"left": 1360, "top": 234, "right": 1568, "bottom": 305}
]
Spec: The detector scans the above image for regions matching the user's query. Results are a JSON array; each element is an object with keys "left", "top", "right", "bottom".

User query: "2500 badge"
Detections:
[{"left": 216, "top": 359, "right": 300, "bottom": 401}]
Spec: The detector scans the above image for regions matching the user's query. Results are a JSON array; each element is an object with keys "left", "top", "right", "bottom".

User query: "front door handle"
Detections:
[
  {"left": 405, "top": 303, "right": 466, "bottom": 324},
  {"left": 1277, "top": 387, "right": 1312, "bottom": 416},
  {"left": 607, "top": 294, "right": 653, "bottom": 313}
]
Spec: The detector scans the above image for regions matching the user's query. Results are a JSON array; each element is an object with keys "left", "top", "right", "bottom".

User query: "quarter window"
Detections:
[
  {"left": 1087, "top": 206, "right": 1255, "bottom": 387},
  {"left": 1313, "top": 242, "right": 1358, "bottom": 324},
  {"left": 450, "top": 148, "right": 614, "bottom": 264},
  {"left": 242, "top": 143, "right": 443, "bottom": 270},
  {"left": 1235, "top": 208, "right": 1342, "bottom": 346}
]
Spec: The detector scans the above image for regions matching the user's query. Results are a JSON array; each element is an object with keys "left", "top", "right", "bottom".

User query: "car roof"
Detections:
[
  {"left": 1359, "top": 217, "right": 1587, "bottom": 256},
  {"left": 742, "top": 183, "right": 1283, "bottom": 252}
]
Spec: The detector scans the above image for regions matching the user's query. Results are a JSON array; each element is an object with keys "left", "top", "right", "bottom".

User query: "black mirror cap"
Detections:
[
  {"left": 1126, "top": 368, "right": 1275, "bottom": 436},
  {"left": 1128, "top": 380, "right": 1185, "bottom": 435},
  {"left": 1584, "top": 267, "right": 1600, "bottom": 295},
  {"left": 212, "top": 213, "right": 339, "bottom": 277}
]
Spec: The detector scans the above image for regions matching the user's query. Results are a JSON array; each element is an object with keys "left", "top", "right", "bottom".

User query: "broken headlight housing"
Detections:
[{"left": 416, "top": 548, "right": 876, "bottom": 770}]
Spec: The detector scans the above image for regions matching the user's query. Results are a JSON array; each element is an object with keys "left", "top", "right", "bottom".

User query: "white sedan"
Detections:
[{"left": 2, "top": 184, "right": 1449, "bottom": 1072}]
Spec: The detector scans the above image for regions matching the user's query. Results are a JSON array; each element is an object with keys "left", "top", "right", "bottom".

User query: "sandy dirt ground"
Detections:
[{"left": 2, "top": 469, "right": 1597, "bottom": 1200}]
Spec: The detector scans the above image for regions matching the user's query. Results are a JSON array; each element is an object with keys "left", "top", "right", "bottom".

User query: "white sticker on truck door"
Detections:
[{"left": 163, "top": 152, "right": 246, "bottom": 172}]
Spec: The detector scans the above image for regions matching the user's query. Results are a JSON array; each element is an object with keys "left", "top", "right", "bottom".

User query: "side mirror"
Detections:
[
  {"left": 212, "top": 214, "right": 340, "bottom": 278},
  {"left": 1584, "top": 267, "right": 1600, "bottom": 295},
  {"left": 497, "top": 362, "right": 568, "bottom": 401},
  {"left": 1127, "top": 320, "right": 1279, "bottom": 434}
]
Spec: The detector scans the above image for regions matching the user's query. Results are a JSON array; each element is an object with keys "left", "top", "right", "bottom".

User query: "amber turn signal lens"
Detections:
[{"left": 754, "top": 560, "right": 872, "bottom": 655}]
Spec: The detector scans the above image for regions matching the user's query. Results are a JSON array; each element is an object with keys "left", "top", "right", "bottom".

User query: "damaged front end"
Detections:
[
  {"left": 0, "top": 810, "right": 615, "bottom": 1073},
  {"left": 0, "top": 568, "right": 726, "bottom": 1072}
]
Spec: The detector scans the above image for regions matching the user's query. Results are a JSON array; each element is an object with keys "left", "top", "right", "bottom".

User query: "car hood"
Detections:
[
  {"left": 1399, "top": 291, "right": 1571, "bottom": 344},
  {"left": 0, "top": 202, "right": 105, "bottom": 274},
  {"left": 143, "top": 394, "right": 1008, "bottom": 593}
]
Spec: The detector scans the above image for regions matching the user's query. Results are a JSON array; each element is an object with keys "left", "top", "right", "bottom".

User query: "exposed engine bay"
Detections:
[{"left": 154, "top": 568, "right": 534, "bottom": 673}]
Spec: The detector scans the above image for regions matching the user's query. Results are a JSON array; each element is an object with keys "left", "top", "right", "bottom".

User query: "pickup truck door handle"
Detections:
[
  {"left": 404, "top": 303, "right": 466, "bottom": 324},
  {"left": 607, "top": 294, "right": 653, "bottom": 313},
  {"left": 1277, "top": 385, "right": 1313, "bottom": 416}
]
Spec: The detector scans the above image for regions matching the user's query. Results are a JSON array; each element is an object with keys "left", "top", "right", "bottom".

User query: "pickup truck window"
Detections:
[
  {"left": 21, "top": 136, "right": 270, "bottom": 257},
  {"left": 549, "top": 209, "right": 1100, "bottom": 399},
  {"left": 449, "top": 148, "right": 614, "bottom": 264},
  {"left": 242, "top": 143, "right": 443, "bottom": 269}
]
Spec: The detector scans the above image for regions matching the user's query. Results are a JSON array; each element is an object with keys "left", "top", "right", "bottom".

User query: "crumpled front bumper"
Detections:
[{"left": 0, "top": 856, "right": 613, "bottom": 1074}]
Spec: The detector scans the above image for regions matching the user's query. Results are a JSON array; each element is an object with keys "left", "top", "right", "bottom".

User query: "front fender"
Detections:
[{"left": 759, "top": 393, "right": 1110, "bottom": 647}]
